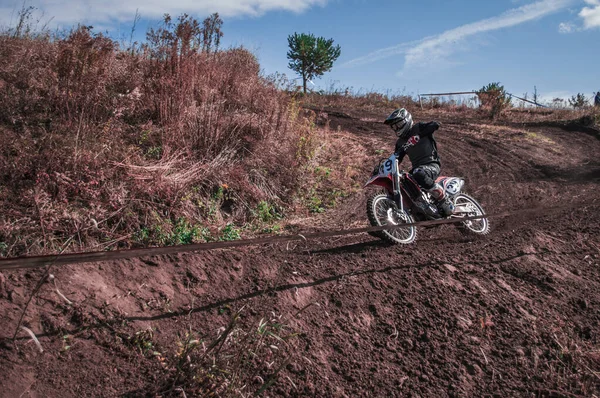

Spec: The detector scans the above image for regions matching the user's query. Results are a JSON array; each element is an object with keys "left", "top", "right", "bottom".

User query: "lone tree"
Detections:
[
  {"left": 287, "top": 33, "right": 341, "bottom": 94},
  {"left": 476, "top": 82, "right": 512, "bottom": 118}
]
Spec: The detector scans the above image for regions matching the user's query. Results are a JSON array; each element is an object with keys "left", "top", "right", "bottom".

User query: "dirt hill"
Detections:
[{"left": 1, "top": 107, "right": 600, "bottom": 397}]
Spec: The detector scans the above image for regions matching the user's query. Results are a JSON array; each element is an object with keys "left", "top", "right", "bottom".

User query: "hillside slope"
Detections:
[{"left": 1, "top": 109, "right": 599, "bottom": 397}]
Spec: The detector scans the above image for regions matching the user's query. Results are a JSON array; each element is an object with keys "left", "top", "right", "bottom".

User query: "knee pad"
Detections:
[
  {"left": 412, "top": 167, "right": 429, "bottom": 188},
  {"left": 412, "top": 167, "right": 432, "bottom": 188}
]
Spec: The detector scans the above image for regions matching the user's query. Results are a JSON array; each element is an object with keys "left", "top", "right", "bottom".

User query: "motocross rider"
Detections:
[{"left": 384, "top": 108, "right": 454, "bottom": 217}]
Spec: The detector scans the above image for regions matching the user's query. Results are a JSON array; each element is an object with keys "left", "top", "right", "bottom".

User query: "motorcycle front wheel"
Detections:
[{"left": 367, "top": 192, "right": 417, "bottom": 244}]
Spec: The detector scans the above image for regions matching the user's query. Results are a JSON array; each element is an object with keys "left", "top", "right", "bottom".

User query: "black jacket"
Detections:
[{"left": 394, "top": 121, "right": 441, "bottom": 168}]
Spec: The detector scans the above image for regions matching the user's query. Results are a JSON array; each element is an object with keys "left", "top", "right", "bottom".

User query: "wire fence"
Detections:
[{"left": 418, "top": 91, "right": 548, "bottom": 109}]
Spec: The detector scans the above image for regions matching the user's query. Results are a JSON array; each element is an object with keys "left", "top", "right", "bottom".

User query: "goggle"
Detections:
[{"left": 391, "top": 120, "right": 406, "bottom": 132}]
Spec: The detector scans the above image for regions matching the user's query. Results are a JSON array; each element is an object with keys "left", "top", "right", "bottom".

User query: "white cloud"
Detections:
[
  {"left": 579, "top": 0, "right": 600, "bottom": 28},
  {"left": 343, "top": 0, "right": 574, "bottom": 71},
  {"left": 0, "top": 0, "right": 328, "bottom": 29},
  {"left": 558, "top": 21, "right": 575, "bottom": 32},
  {"left": 341, "top": 39, "right": 421, "bottom": 68}
]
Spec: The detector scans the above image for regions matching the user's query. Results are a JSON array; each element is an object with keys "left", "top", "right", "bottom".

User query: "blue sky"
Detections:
[{"left": 1, "top": 0, "right": 599, "bottom": 103}]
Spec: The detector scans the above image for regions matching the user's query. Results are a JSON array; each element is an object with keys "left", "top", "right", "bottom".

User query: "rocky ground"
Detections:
[{"left": 1, "top": 108, "right": 599, "bottom": 397}]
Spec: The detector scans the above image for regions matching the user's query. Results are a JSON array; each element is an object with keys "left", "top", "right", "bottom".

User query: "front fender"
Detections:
[{"left": 364, "top": 175, "right": 393, "bottom": 193}]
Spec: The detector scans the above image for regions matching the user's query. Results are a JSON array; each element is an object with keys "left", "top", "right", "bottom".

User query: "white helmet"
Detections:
[{"left": 384, "top": 108, "right": 413, "bottom": 139}]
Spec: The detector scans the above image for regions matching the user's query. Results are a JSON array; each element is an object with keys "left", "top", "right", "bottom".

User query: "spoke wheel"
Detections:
[
  {"left": 367, "top": 192, "right": 417, "bottom": 244},
  {"left": 454, "top": 193, "right": 490, "bottom": 235}
]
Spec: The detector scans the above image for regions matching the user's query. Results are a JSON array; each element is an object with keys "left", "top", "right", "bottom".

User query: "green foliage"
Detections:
[
  {"left": 296, "top": 133, "right": 318, "bottom": 161},
  {"left": 135, "top": 217, "right": 211, "bottom": 246},
  {"left": 314, "top": 166, "right": 331, "bottom": 178},
  {"left": 287, "top": 32, "right": 341, "bottom": 93},
  {"left": 306, "top": 188, "right": 325, "bottom": 213},
  {"left": 254, "top": 201, "right": 282, "bottom": 223},
  {"left": 145, "top": 146, "right": 162, "bottom": 159},
  {"left": 0, "top": 242, "right": 7, "bottom": 257},
  {"left": 260, "top": 224, "right": 282, "bottom": 234},
  {"left": 138, "top": 130, "right": 162, "bottom": 159},
  {"left": 569, "top": 93, "right": 588, "bottom": 109},
  {"left": 171, "top": 218, "right": 201, "bottom": 244},
  {"left": 477, "top": 82, "right": 512, "bottom": 118},
  {"left": 303, "top": 165, "right": 349, "bottom": 214},
  {"left": 61, "top": 335, "right": 72, "bottom": 352},
  {"left": 219, "top": 223, "right": 241, "bottom": 241},
  {"left": 129, "top": 329, "right": 155, "bottom": 355}
]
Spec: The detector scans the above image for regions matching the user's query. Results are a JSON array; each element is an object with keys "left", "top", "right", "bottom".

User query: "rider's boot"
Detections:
[
  {"left": 427, "top": 183, "right": 455, "bottom": 217},
  {"left": 414, "top": 198, "right": 439, "bottom": 218}
]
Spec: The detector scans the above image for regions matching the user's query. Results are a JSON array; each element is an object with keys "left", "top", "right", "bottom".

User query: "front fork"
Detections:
[{"left": 392, "top": 159, "right": 404, "bottom": 213}]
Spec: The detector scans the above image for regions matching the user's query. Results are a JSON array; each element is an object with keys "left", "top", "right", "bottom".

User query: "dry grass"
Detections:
[
  {"left": 156, "top": 307, "right": 302, "bottom": 397},
  {"left": 303, "top": 91, "right": 417, "bottom": 115},
  {"left": 0, "top": 23, "right": 317, "bottom": 257}
]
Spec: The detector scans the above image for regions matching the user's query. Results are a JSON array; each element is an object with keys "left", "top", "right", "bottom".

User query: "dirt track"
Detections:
[{"left": 1, "top": 110, "right": 600, "bottom": 397}]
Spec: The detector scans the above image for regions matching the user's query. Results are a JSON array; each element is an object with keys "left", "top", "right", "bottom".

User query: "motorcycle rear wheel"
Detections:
[
  {"left": 454, "top": 193, "right": 490, "bottom": 235},
  {"left": 367, "top": 192, "right": 417, "bottom": 244}
]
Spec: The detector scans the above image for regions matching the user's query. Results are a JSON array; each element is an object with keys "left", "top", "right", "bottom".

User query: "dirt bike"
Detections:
[{"left": 364, "top": 153, "right": 490, "bottom": 244}]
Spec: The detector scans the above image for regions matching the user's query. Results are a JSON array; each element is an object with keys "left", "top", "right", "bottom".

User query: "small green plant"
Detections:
[
  {"left": 134, "top": 217, "right": 210, "bottom": 246},
  {"left": 0, "top": 242, "right": 8, "bottom": 257},
  {"left": 254, "top": 201, "right": 282, "bottom": 223},
  {"left": 260, "top": 224, "right": 282, "bottom": 234},
  {"left": 306, "top": 190, "right": 325, "bottom": 213},
  {"left": 171, "top": 218, "right": 200, "bottom": 245},
  {"left": 134, "top": 227, "right": 151, "bottom": 243},
  {"left": 327, "top": 188, "right": 346, "bottom": 207},
  {"left": 145, "top": 146, "right": 162, "bottom": 159},
  {"left": 129, "top": 329, "right": 155, "bottom": 355},
  {"left": 296, "top": 133, "right": 318, "bottom": 161},
  {"left": 61, "top": 335, "right": 72, "bottom": 352},
  {"left": 212, "top": 184, "right": 226, "bottom": 201},
  {"left": 314, "top": 166, "right": 331, "bottom": 178},
  {"left": 138, "top": 129, "right": 151, "bottom": 145},
  {"left": 219, "top": 223, "right": 241, "bottom": 241}
]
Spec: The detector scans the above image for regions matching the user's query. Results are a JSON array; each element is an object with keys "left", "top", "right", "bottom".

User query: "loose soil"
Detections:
[{"left": 1, "top": 108, "right": 600, "bottom": 397}]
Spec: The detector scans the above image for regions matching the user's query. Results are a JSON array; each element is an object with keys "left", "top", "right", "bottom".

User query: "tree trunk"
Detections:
[{"left": 302, "top": 72, "right": 307, "bottom": 94}]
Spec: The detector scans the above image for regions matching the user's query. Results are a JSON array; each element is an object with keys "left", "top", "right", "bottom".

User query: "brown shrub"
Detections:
[{"left": 0, "top": 25, "right": 309, "bottom": 256}]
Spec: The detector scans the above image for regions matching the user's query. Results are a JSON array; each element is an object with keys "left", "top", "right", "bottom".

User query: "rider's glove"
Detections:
[{"left": 372, "top": 164, "right": 380, "bottom": 176}]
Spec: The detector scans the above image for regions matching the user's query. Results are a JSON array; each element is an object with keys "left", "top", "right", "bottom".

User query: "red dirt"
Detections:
[{"left": 1, "top": 109, "right": 600, "bottom": 397}]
